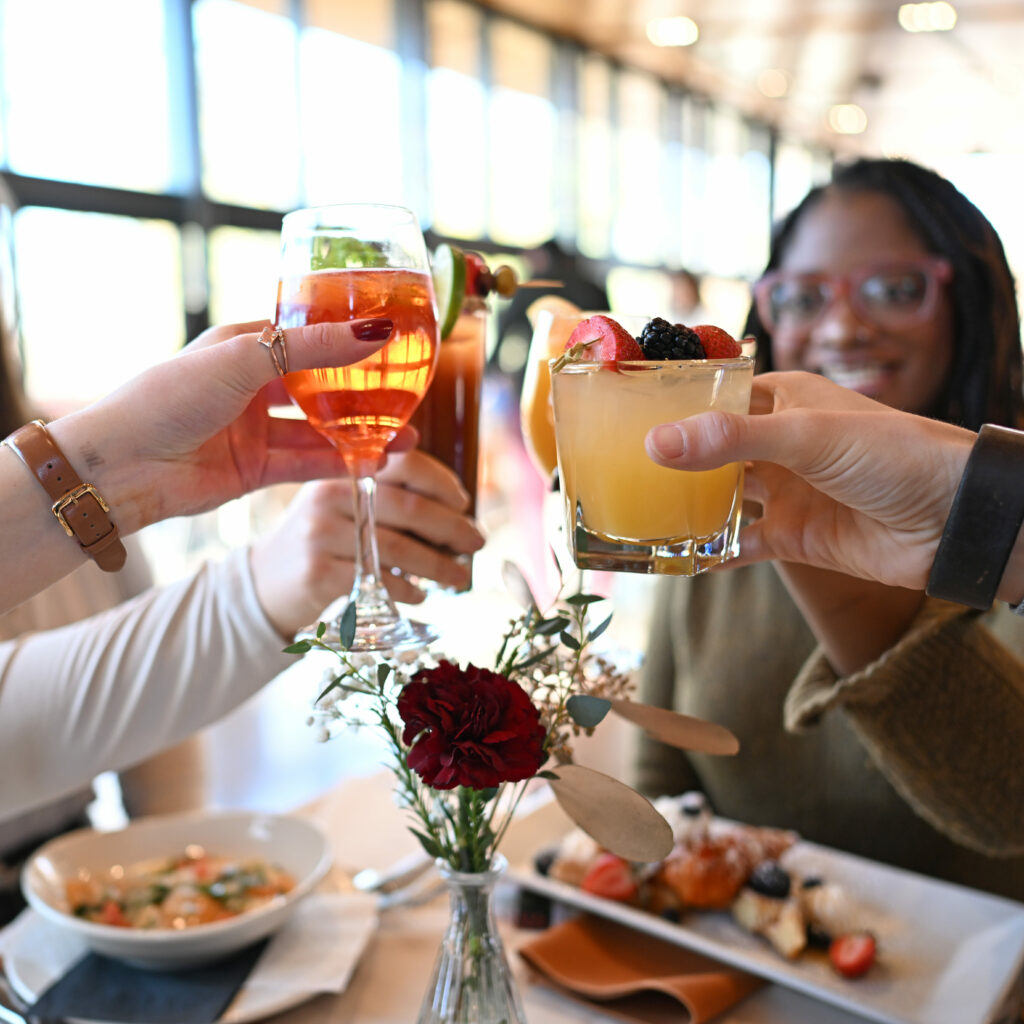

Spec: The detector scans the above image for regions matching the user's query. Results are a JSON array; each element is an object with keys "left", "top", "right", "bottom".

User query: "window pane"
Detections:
[
  {"left": 426, "top": 1, "right": 486, "bottom": 239},
  {"left": 1, "top": 0, "right": 173, "bottom": 191},
  {"left": 577, "top": 56, "right": 612, "bottom": 260},
  {"left": 773, "top": 141, "right": 828, "bottom": 223},
  {"left": 487, "top": 88, "right": 556, "bottom": 246},
  {"left": 488, "top": 21, "right": 556, "bottom": 246},
  {"left": 703, "top": 107, "right": 766, "bottom": 278},
  {"left": 299, "top": 31, "right": 405, "bottom": 206},
  {"left": 679, "top": 96, "right": 709, "bottom": 271},
  {"left": 194, "top": 0, "right": 300, "bottom": 209},
  {"left": 15, "top": 208, "right": 183, "bottom": 411},
  {"left": 427, "top": 68, "right": 487, "bottom": 240},
  {"left": 208, "top": 226, "right": 281, "bottom": 326},
  {"left": 613, "top": 71, "right": 664, "bottom": 265}
]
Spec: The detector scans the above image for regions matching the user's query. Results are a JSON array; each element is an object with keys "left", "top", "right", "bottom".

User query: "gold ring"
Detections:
[{"left": 257, "top": 325, "right": 289, "bottom": 376}]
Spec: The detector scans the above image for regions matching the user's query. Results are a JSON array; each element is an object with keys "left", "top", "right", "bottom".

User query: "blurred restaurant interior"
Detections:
[{"left": 2, "top": 0, "right": 1024, "bottom": 812}]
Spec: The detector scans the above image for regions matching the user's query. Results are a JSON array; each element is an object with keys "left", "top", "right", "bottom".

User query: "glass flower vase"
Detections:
[{"left": 416, "top": 854, "right": 526, "bottom": 1024}]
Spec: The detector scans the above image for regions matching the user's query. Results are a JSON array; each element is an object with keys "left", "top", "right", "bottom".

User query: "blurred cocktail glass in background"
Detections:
[
  {"left": 550, "top": 349, "right": 753, "bottom": 576},
  {"left": 408, "top": 247, "right": 517, "bottom": 593},
  {"left": 519, "top": 303, "right": 587, "bottom": 485}
]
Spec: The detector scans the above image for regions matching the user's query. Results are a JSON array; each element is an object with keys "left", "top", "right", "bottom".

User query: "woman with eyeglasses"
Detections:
[{"left": 637, "top": 157, "right": 1024, "bottom": 901}]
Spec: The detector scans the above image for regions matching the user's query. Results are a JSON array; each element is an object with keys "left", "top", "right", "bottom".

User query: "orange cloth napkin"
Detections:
[{"left": 518, "top": 914, "right": 764, "bottom": 1023}]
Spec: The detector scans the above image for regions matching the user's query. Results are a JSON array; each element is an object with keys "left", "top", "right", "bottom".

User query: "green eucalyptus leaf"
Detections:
[
  {"left": 565, "top": 593, "right": 605, "bottom": 607},
  {"left": 534, "top": 617, "right": 570, "bottom": 636},
  {"left": 559, "top": 630, "right": 581, "bottom": 651},
  {"left": 409, "top": 829, "right": 441, "bottom": 859},
  {"left": 511, "top": 649, "right": 550, "bottom": 672},
  {"left": 567, "top": 693, "right": 611, "bottom": 728},
  {"left": 377, "top": 663, "right": 392, "bottom": 687},
  {"left": 339, "top": 604, "right": 357, "bottom": 650},
  {"left": 283, "top": 640, "right": 312, "bottom": 655},
  {"left": 316, "top": 622, "right": 327, "bottom": 638},
  {"left": 586, "top": 612, "right": 613, "bottom": 644},
  {"left": 536, "top": 769, "right": 560, "bottom": 781},
  {"left": 315, "top": 679, "right": 341, "bottom": 704}
]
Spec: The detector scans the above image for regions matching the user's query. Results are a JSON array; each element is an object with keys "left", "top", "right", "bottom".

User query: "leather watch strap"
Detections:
[
  {"left": 4, "top": 420, "right": 127, "bottom": 572},
  {"left": 926, "top": 423, "right": 1024, "bottom": 610}
]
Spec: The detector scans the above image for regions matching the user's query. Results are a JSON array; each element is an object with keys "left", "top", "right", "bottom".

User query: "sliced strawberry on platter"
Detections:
[
  {"left": 563, "top": 315, "right": 644, "bottom": 363},
  {"left": 692, "top": 324, "right": 743, "bottom": 359},
  {"left": 829, "top": 931, "right": 877, "bottom": 979},
  {"left": 579, "top": 852, "right": 639, "bottom": 903}
]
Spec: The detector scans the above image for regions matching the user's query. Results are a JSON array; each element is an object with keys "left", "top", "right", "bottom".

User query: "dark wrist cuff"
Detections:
[{"left": 926, "top": 424, "right": 1024, "bottom": 610}]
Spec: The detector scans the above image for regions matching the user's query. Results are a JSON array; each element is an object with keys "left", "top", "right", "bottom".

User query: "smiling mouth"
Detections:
[{"left": 818, "top": 363, "right": 893, "bottom": 392}]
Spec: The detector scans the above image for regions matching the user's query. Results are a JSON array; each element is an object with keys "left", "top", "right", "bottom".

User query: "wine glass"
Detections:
[{"left": 275, "top": 203, "right": 440, "bottom": 652}]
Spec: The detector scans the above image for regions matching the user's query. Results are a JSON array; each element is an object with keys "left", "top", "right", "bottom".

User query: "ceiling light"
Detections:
[
  {"left": 646, "top": 16, "right": 699, "bottom": 47},
  {"left": 828, "top": 104, "right": 868, "bottom": 134},
  {"left": 757, "top": 69, "right": 789, "bottom": 98},
  {"left": 898, "top": 2, "right": 958, "bottom": 32}
]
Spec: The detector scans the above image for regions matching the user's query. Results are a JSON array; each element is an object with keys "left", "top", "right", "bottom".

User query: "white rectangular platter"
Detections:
[{"left": 502, "top": 796, "right": 1024, "bottom": 1024}]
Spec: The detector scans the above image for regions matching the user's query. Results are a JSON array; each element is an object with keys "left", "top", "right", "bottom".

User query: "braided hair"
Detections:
[{"left": 746, "top": 157, "right": 1024, "bottom": 431}]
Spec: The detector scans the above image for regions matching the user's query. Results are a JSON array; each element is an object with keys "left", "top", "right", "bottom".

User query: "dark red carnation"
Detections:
[{"left": 397, "top": 661, "right": 546, "bottom": 790}]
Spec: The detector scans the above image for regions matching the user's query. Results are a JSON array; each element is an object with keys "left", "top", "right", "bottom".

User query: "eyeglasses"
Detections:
[{"left": 753, "top": 258, "right": 953, "bottom": 333}]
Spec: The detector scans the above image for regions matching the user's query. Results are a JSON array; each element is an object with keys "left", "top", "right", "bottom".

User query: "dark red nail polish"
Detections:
[{"left": 354, "top": 318, "right": 394, "bottom": 341}]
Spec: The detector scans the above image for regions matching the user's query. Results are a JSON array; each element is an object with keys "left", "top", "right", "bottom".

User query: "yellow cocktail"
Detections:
[{"left": 551, "top": 355, "right": 753, "bottom": 575}]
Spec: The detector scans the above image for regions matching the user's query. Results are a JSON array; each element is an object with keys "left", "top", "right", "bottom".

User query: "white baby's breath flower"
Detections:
[
  {"left": 353, "top": 653, "right": 377, "bottom": 670},
  {"left": 305, "top": 715, "right": 315, "bottom": 727},
  {"left": 397, "top": 648, "right": 423, "bottom": 665},
  {"left": 314, "top": 724, "right": 331, "bottom": 743},
  {"left": 320, "top": 666, "right": 337, "bottom": 686}
]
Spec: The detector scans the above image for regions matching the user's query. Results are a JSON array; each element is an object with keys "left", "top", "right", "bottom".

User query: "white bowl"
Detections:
[{"left": 21, "top": 810, "right": 332, "bottom": 970}]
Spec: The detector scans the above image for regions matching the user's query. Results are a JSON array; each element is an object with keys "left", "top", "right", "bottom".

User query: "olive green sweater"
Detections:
[{"left": 636, "top": 563, "right": 1024, "bottom": 903}]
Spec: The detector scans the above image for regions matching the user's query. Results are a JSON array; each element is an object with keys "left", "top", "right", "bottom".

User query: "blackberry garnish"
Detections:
[
  {"left": 637, "top": 318, "right": 705, "bottom": 360},
  {"left": 748, "top": 860, "right": 792, "bottom": 899},
  {"left": 533, "top": 848, "right": 557, "bottom": 877}
]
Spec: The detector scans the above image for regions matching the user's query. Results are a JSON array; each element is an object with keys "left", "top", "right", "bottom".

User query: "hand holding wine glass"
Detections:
[{"left": 274, "top": 204, "right": 440, "bottom": 652}]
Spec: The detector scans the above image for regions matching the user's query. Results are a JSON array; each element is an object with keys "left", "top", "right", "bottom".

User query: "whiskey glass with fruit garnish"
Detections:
[
  {"left": 550, "top": 315, "right": 753, "bottom": 576},
  {"left": 275, "top": 203, "right": 439, "bottom": 651}
]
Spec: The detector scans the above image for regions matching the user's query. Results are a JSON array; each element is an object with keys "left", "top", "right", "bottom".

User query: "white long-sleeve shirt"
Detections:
[{"left": 0, "top": 547, "right": 292, "bottom": 822}]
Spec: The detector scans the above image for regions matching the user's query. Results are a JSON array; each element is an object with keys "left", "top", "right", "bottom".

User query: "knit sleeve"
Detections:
[
  {"left": 784, "top": 598, "right": 1024, "bottom": 855},
  {"left": 0, "top": 547, "right": 294, "bottom": 822}
]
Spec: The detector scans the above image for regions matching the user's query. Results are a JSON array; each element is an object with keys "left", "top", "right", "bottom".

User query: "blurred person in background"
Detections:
[
  {"left": 0, "top": 177, "right": 483, "bottom": 923},
  {"left": 666, "top": 267, "right": 709, "bottom": 325},
  {"left": 496, "top": 237, "right": 609, "bottom": 390},
  {"left": 637, "top": 157, "right": 1024, "bottom": 901}
]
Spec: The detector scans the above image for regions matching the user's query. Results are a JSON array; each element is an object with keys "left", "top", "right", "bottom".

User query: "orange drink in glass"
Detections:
[
  {"left": 278, "top": 267, "right": 437, "bottom": 475},
  {"left": 551, "top": 351, "right": 753, "bottom": 576},
  {"left": 275, "top": 203, "right": 439, "bottom": 652}
]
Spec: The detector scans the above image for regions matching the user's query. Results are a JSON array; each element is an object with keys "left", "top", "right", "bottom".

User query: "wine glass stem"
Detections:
[{"left": 351, "top": 473, "right": 401, "bottom": 624}]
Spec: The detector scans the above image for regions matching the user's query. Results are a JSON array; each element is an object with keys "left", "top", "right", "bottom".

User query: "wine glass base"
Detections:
[{"left": 297, "top": 617, "right": 439, "bottom": 654}]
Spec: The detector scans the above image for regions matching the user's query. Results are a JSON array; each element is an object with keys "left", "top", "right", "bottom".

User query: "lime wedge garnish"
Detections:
[{"left": 432, "top": 243, "right": 466, "bottom": 340}]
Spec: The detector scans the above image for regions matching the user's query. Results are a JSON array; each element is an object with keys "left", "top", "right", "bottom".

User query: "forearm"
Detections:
[
  {"left": 0, "top": 547, "right": 292, "bottom": 821},
  {"left": 774, "top": 562, "right": 926, "bottom": 676},
  {"left": 785, "top": 601, "right": 1024, "bottom": 854},
  {"left": 0, "top": 410, "right": 155, "bottom": 613}
]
